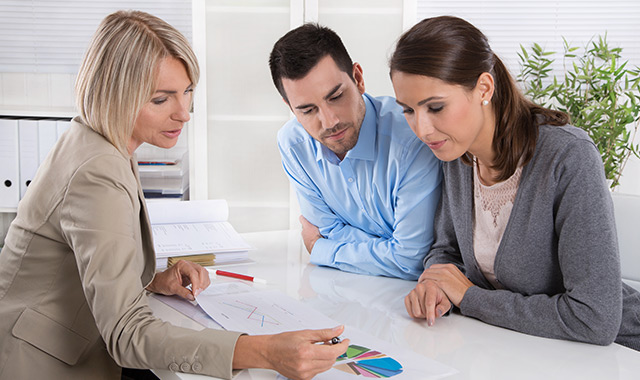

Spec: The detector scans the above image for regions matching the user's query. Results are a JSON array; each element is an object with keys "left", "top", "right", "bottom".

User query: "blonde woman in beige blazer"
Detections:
[{"left": 0, "top": 11, "right": 348, "bottom": 380}]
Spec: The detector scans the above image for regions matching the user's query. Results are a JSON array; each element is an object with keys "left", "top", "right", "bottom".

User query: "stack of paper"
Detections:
[
  {"left": 138, "top": 152, "right": 189, "bottom": 200},
  {"left": 146, "top": 199, "right": 252, "bottom": 269}
]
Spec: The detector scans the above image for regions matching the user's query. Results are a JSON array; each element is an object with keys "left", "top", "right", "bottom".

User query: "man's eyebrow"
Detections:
[
  {"left": 323, "top": 84, "right": 342, "bottom": 101},
  {"left": 293, "top": 84, "right": 343, "bottom": 110}
]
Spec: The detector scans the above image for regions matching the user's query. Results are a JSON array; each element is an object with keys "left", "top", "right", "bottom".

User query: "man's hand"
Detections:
[
  {"left": 146, "top": 260, "right": 210, "bottom": 301},
  {"left": 300, "top": 215, "right": 323, "bottom": 254},
  {"left": 232, "top": 325, "right": 349, "bottom": 380}
]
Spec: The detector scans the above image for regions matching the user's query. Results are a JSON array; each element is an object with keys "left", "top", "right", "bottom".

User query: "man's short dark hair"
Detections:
[{"left": 269, "top": 23, "right": 354, "bottom": 103}]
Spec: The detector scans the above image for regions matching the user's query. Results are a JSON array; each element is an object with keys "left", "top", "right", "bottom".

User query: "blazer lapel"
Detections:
[{"left": 130, "top": 157, "right": 157, "bottom": 285}]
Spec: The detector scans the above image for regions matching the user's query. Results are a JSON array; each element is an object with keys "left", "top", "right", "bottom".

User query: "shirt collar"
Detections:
[{"left": 315, "top": 94, "right": 376, "bottom": 164}]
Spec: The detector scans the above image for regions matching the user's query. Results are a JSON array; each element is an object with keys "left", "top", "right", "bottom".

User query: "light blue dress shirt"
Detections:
[{"left": 277, "top": 93, "right": 442, "bottom": 280}]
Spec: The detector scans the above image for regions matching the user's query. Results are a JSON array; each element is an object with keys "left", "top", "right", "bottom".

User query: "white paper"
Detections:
[
  {"left": 158, "top": 283, "right": 457, "bottom": 379},
  {"left": 200, "top": 281, "right": 255, "bottom": 296},
  {"left": 195, "top": 288, "right": 457, "bottom": 379},
  {"left": 146, "top": 199, "right": 251, "bottom": 258},
  {"left": 153, "top": 282, "right": 255, "bottom": 329},
  {"left": 152, "top": 294, "right": 222, "bottom": 329},
  {"left": 152, "top": 221, "right": 251, "bottom": 257},
  {"left": 197, "top": 289, "right": 337, "bottom": 335}
]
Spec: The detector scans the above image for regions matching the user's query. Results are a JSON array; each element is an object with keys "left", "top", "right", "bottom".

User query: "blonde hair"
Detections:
[{"left": 75, "top": 10, "right": 199, "bottom": 155}]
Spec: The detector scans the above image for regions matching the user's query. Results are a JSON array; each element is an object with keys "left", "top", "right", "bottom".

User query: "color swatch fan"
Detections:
[{"left": 333, "top": 344, "right": 403, "bottom": 378}]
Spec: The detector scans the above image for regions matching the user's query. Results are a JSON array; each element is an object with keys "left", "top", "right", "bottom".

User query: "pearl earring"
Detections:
[{"left": 482, "top": 100, "right": 489, "bottom": 106}]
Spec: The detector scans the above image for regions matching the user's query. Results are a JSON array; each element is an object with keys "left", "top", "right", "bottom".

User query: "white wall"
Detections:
[
  {"left": 618, "top": 152, "right": 640, "bottom": 195},
  {"left": 199, "top": 0, "right": 407, "bottom": 232},
  {"left": 1, "top": 1, "right": 638, "bottom": 242},
  {"left": 0, "top": 73, "right": 75, "bottom": 111}
]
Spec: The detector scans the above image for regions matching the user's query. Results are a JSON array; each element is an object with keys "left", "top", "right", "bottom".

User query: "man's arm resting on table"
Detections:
[
  {"left": 300, "top": 215, "right": 323, "bottom": 253},
  {"left": 281, "top": 138, "right": 442, "bottom": 279}
]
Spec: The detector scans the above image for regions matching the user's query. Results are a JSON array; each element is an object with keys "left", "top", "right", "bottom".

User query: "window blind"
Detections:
[
  {"left": 0, "top": 0, "right": 192, "bottom": 73},
  {"left": 416, "top": 0, "right": 640, "bottom": 77}
]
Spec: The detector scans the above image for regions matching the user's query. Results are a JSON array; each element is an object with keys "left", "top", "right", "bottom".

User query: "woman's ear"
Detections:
[{"left": 476, "top": 72, "right": 495, "bottom": 104}]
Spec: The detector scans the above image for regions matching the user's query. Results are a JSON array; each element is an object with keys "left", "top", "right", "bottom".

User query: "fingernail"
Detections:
[
  {"left": 195, "top": 288, "right": 202, "bottom": 297},
  {"left": 187, "top": 294, "right": 195, "bottom": 301},
  {"left": 437, "top": 309, "right": 443, "bottom": 317},
  {"left": 428, "top": 318, "right": 434, "bottom": 326}
]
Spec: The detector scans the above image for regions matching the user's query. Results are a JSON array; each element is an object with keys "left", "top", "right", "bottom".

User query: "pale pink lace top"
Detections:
[{"left": 472, "top": 161, "right": 522, "bottom": 289}]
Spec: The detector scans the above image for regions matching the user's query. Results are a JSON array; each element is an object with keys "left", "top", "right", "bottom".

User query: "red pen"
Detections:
[
  {"left": 138, "top": 161, "right": 176, "bottom": 165},
  {"left": 208, "top": 269, "right": 267, "bottom": 284}
]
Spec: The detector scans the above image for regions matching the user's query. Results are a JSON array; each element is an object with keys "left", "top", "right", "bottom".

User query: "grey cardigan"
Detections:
[{"left": 425, "top": 124, "right": 640, "bottom": 350}]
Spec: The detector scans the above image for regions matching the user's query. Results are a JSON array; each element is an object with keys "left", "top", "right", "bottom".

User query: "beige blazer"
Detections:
[{"left": 0, "top": 118, "right": 242, "bottom": 379}]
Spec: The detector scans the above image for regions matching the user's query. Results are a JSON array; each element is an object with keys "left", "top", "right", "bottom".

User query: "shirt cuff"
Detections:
[{"left": 309, "top": 238, "right": 338, "bottom": 267}]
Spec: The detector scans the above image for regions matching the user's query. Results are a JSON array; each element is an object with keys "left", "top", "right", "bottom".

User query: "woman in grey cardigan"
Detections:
[{"left": 389, "top": 15, "right": 640, "bottom": 350}]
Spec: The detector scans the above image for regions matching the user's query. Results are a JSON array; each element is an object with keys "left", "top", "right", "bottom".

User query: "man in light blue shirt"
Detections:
[{"left": 268, "top": 24, "right": 441, "bottom": 280}]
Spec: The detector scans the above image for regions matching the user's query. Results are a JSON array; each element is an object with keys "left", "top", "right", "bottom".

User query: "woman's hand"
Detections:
[
  {"left": 405, "top": 264, "right": 474, "bottom": 325},
  {"left": 233, "top": 325, "right": 350, "bottom": 380},
  {"left": 405, "top": 279, "right": 452, "bottom": 326},
  {"left": 146, "top": 260, "right": 210, "bottom": 301},
  {"left": 418, "top": 264, "right": 474, "bottom": 307}
]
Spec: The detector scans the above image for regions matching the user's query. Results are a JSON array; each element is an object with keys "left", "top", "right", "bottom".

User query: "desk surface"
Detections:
[{"left": 150, "top": 230, "right": 640, "bottom": 380}]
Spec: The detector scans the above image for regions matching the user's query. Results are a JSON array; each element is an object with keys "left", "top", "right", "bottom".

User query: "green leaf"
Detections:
[{"left": 517, "top": 33, "right": 638, "bottom": 187}]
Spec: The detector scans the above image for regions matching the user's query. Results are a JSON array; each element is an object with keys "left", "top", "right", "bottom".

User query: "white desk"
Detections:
[{"left": 150, "top": 230, "right": 640, "bottom": 380}]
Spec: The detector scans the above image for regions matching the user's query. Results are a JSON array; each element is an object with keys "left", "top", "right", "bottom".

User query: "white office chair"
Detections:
[{"left": 611, "top": 192, "right": 640, "bottom": 291}]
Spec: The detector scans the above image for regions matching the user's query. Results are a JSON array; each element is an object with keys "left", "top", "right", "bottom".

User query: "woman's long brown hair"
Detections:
[{"left": 390, "top": 16, "right": 568, "bottom": 181}]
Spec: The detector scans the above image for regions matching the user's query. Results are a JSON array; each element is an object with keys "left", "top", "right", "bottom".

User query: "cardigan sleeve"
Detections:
[
  {"left": 459, "top": 137, "right": 623, "bottom": 346},
  {"left": 423, "top": 166, "right": 465, "bottom": 273}
]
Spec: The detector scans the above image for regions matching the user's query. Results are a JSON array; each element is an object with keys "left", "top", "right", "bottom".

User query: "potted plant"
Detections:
[{"left": 517, "top": 35, "right": 640, "bottom": 189}]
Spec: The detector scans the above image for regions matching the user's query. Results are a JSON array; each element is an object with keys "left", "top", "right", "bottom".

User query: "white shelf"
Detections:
[
  {"left": 208, "top": 114, "right": 290, "bottom": 122},
  {"left": 0, "top": 106, "right": 75, "bottom": 118},
  {"left": 205, "top": 5, "right": 289, "bottom": 13}
]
